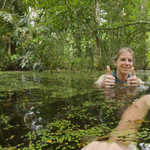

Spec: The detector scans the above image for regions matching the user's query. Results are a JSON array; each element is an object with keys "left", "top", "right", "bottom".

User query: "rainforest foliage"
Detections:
[{"left": 0, "top": 0, "right": 150, "bottom": 71}]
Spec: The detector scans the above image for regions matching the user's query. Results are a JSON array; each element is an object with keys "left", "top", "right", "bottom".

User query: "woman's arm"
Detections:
[{"left": 81, "top": 95, "right": 150, "bottom": 150}]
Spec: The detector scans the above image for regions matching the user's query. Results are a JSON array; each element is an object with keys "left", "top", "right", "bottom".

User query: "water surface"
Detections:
[{"left": 0, "top": 70, "right": 149, "bottom": 150}]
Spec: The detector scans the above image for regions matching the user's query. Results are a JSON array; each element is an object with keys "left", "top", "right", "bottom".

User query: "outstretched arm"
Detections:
[
  {"left": 109, "top": 95, "right": 150, "bottom": 144},
  {"left": 81, "top": 95, "right": 150, "bottom": 150}
]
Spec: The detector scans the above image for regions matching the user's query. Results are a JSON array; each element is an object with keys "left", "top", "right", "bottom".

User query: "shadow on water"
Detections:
[{"left": 0, "top": 70, "right": 150, "bottom": 149}]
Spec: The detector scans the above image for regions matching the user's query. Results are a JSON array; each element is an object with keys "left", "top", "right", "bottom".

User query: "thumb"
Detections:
[
  {"left": 106, "top": 65, "right": 110, "bottom": 75},
  {"left": 131, "top": 67, "right": 135, "bottom": 77}
]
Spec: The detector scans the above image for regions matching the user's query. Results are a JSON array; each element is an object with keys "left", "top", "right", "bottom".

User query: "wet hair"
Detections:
[{"left": 113, "top": 47, "right": 134, "bottom": 61}]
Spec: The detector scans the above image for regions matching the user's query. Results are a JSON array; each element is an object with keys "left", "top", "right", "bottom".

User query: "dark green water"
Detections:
[{"left": 0, "top": 70, "right": 150, "bottom": 150}]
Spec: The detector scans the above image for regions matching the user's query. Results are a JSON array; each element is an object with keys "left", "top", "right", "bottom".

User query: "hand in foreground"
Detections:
[
  {"left": 102, "top": 66, "right": 115, "bottom": 88},
  {"left": 127, "top": 67, "right": 138, "bottom": 86}
]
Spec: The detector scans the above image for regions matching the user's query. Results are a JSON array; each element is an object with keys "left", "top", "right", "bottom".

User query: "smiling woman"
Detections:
[{"left": 95, "top": 47, "right": 144, "bottom": 88}]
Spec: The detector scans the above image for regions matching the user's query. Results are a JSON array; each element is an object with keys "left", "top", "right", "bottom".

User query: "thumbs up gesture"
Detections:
[
  {"left": 127, "top": 67, "right": 138, "bottom": 86},
  {"left": 102, "top": 66, "right": 115, "bottom": 88}
]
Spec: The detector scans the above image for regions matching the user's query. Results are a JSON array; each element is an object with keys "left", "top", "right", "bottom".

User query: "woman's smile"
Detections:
[{"left": 114, "top": 51, "right": 133, "bottom": 75}]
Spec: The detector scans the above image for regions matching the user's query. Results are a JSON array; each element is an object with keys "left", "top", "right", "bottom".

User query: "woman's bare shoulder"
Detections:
[
  {"left": 137, "top": 78, "right": 145, "bottom": 85},
  {"left": 94, "top": 75, "right": 105, "bottom": 86}
]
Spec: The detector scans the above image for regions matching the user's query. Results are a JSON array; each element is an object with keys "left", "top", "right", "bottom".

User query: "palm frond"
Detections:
[
  {"left": 0, "top": 11, "right": 18, "bottom": 28},
  {"left": 0, "top": 11, "right": 13, "bottom": 24}
]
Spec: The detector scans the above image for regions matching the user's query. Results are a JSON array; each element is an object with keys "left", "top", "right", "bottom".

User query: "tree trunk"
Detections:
[{"left": 94, "top": 35, "right": 103, "bottom": 70}]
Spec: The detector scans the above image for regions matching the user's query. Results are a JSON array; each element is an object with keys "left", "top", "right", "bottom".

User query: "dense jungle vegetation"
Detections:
[
  {"left": 0, "top": 0, "right": 150, "bottom": 71},
  {"left": 1, "top": 1, "right": 150, "bottom": 150}
]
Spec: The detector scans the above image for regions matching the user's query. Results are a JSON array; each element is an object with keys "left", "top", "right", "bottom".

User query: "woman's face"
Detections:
[{"left": 114, "top": 51, "right": 133, "bottom": 75}]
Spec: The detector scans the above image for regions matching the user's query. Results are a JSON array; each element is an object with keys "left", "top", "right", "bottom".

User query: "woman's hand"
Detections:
[
  {"left": 127, "top": 67, "right": 139, "bottom": 86},
  {"left": 101, "top": 66, "right": 115, "bottom": 88}
]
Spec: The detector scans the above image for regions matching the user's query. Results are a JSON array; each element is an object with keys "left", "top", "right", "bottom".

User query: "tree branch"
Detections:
[
  {"left": 1, "top": 0, "right": 7, "bottom": 11},
  {"left": 88, "top": 21, "right": 150, "bottom": 38},
  {"left": 97, "top": 21, "right": 150, "bottom": 30}
]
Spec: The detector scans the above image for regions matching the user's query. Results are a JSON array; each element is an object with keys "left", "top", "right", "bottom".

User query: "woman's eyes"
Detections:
[
  {"left": 120, "top": 59, "right": 133, "bottom": 62},
  {"left": 121, "top": 59, "right": 125, "bottom": 61}
]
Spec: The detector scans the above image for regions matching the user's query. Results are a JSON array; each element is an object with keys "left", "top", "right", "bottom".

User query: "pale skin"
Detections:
[
  {"left": 100, "top": 66, "right": 141, "bottom": 88},
  {"left": 81, "top": 95, "right": 150, "bottom": 150},
  {"left": 95, "top": 51, "right": 143, "bottom": 88}
]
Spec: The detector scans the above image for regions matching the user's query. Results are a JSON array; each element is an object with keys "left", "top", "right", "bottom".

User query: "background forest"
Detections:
[{"left": 0, "top": 0, "right": 150, "bottom": 71}]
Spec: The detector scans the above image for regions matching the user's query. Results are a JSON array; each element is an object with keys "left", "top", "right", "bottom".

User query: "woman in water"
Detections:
[{"left": 95, "top": 47, "right": 144, "bottom": 88}]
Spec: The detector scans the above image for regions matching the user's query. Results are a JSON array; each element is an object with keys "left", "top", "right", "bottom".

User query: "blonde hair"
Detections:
[{"left": 113, "top": 47, "right": 134, "bottom": 61}]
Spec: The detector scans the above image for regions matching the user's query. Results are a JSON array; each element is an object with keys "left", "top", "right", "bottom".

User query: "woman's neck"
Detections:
[{"left": 116, "top": 71, "right": 128, "bottom": 82}]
